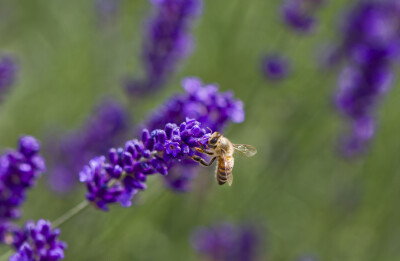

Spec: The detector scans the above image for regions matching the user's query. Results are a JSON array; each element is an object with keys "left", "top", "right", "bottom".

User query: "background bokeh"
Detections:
[{"left": 1, "top": 0, "right": 400, "bottom": 260}]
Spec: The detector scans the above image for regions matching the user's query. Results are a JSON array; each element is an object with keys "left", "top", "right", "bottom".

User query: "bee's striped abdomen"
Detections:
[{"left": 216, "top": 156, "right": 233, "bottom": 185}]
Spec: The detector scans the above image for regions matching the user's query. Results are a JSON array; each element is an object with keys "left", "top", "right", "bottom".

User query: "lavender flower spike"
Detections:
[
  {"left": 10, "top": 219, "right": 66, "bottom": 261},
  {"left": 0, "top": 136, "right": 46, "bottom": 220},
  {"left": 0, "top": 55, "right": 18, "bottom": 100},
  {"left": 143, "top": 77, "right": 244, "bottom": 191},
  {"left": 332, "top": 1, "right": 400, "bottom": 157},
  {"left": 126, "top": 0, "right": 203, "bottom": 94},
  {"left": 145, "top": 77, "right": 244, "bottom": 134},
  {"left": 80, "top": 118, "right": 211, "bottom": 211},
  {"left": 48, "top": 98, "right": 129, "bottom": 193},
  {"left": 191, "top": 223, "right": 261, "bottom": 261}
]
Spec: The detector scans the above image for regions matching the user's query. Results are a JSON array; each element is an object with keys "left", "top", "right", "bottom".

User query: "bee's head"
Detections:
[{"left": 208, "top": 132, "right": 222, "bottom": 148}]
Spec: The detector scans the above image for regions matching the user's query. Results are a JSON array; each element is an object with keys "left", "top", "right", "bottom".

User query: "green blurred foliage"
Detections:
[{"left": 1, "top": 0, "right": 400, "bottom": 260}]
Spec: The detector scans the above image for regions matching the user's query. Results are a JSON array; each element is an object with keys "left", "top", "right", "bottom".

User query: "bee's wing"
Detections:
[
  {"left": 227, "top": 169, "right": 233, "bottom": 186},
  {"left": 221, "top": 151, "right": 233, "bottom": 186},
  {"left": 232, "top": 144, "right": 257, "bottom": 157}
]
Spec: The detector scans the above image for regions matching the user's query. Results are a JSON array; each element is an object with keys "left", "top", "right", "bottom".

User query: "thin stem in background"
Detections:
[{"left": 52, "top": 200, "right": 89, "bottom": 228}]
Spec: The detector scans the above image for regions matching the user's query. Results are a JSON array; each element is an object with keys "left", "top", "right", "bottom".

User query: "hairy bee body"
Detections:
[
  {"left": 191, "top": 131, "right": 257, "bottom": 186},
  {"left": 210, "top": 135, "right": 234, "bottom": 185},
  {"left": 216, "top": 154, "right": 234, "bottom": 185}
]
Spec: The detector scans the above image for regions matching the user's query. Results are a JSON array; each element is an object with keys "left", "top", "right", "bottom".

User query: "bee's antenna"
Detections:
[{"left": 207, "top": 127, "right": 213, "bottom": 133}]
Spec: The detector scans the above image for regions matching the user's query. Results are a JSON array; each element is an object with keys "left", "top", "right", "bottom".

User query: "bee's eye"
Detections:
[{"left": 210, "top": 137, "right": 219, "bottom": 144}]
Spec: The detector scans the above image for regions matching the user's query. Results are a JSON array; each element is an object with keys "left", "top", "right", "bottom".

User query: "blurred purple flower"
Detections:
[
  {"left": 281, "top": 0, "right": 324, "bottom": 33},
  {"left": 163, "top": 163, "right": 197, "bottom": 191},
  {"left": 0, "top": 55, "right": 18, "bottom": 100},
  {"left": 144, "top": 77, "right": 244, "bottom": 132},
  {"left": 191, "top": 223, "right": 262, "bottom": 261},
  {"left": 79, "top": 118, "right": 212, "bottom": 211},
  {"left": 47, "top": 99, "right": 129, "bottom": 193},
  {"left": 339, "top": 116, "right": 376, "bottom": 158},
  {"left": 0, "top": 136, "right": 46, "bottom": 221},
  {"left": 332, "top": 1, "right": 400, "bottom": 157},
  {"left": 143, "top": 77, "right": 244, "bottom": 191},
  {"left": 126, "top": 0, "right": 203, "bottom": 95},
  {"left": 10, "top": 219, "right": 66, "bottom": 261},
  {"left": 0, "top": 221, "right": 18, "bottom": 245},
  {"left": 261, "top": 54, "right": 290, "bottom": 81}
]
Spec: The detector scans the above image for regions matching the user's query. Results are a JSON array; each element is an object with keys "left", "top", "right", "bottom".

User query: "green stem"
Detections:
[
  {"left": 52, "top": 200, "right": 89, "bottom": 228},
  {"left": 0, "top": 200, "right": 90, "bottom": 261}
]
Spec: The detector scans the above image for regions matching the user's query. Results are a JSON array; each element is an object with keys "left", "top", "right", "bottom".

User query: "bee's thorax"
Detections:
[{"left": 207, "top": 132, "right": 234, "bottom": 156}]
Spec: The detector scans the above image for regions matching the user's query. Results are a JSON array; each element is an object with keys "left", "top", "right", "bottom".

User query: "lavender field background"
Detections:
[{"left": 1, "top": 0, "right": 400, "bottom": 260}]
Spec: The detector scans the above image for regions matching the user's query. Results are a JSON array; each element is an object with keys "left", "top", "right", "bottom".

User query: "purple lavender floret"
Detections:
[
  {"left": 191, "top": 223, "right": 261, "bottom": 261},
  {"left": 126, "top": 0, "right": 203, "bottom": 94},
  {"left": 80, "top": 118, "right": 211, "bottom": 211},
  {"left": 48, "top": 99, "right": 129, "bottom": 193},
  {"left": 261, "top": 54, "right": 290, "bottom": 81},
  {"left": 145, "top": 77, "right": 244, "bottom": 133},
  {"left": 10, "top": 219, "right": 66, "bottom": 261},
  {"left": 332, "top": 1, "right": 400, "bottom": 157},
  {"left": 0, "top": 55, "right": 18, "bottom": 99},
  {"left": 143, "top": 77, "right": 244, "bottom": 191},
  {"left": 281, "top": 0, "right": 324, "bottom": 33},
  {"left": 0, "top": 136, "right": 46, "bottom": 220}
]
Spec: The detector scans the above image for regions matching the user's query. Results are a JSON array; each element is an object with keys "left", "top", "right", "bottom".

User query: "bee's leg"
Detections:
[
  {"left": 191, "top": 156, "right": 217, "bottom": 166},
  {"left": 195, "top": 147, "right": 214, "bottom": 156}
]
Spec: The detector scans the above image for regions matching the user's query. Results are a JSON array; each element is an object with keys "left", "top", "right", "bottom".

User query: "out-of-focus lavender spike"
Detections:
[
  {"left": 0, "top": 55, "right": 18, "bottom": 101},
  {"left": 0, "top": 136, "right": 46, "bottom": 221},
  {"left": 332, "top": 1, "right": 400, "bottom": 157},
  {"left": 163, "top": 163, "right": 197, "bottom": 191},
  {"left": 9, "top": 219, "right": 66, "bottom": 261},
  {"left": 0, "top": 136, "right": 45, "bottom": 248},
  {"left": 281, "top": 0, "right": 324, "bottom": 33},
  {"left": 47, "top": 98, "right": 129, "bottom": 193},
  {"left": 142, "top": 77, "right": 244, "bottom": 191},
  {"left": 144, "top": 77, "right": 244, "bottom": 132},
  {"left": 0, "top": 222, "right": 18, "bottom": 245},
  {"left": 79, "top": 118, "right": 212, "bottom": 211},
  {"left": 125, "top": 0, "right": 203, "bottom": 95},
  {"left": 191, "top": 222, "right": 262, "bottom": 261},
  {"left": 261, "top": 54, "right": 290, "bottom": 81}
]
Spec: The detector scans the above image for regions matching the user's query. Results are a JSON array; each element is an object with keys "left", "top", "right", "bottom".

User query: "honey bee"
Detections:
[{"left": 191, "top": 132, "right": 257, "bottom": 186}]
